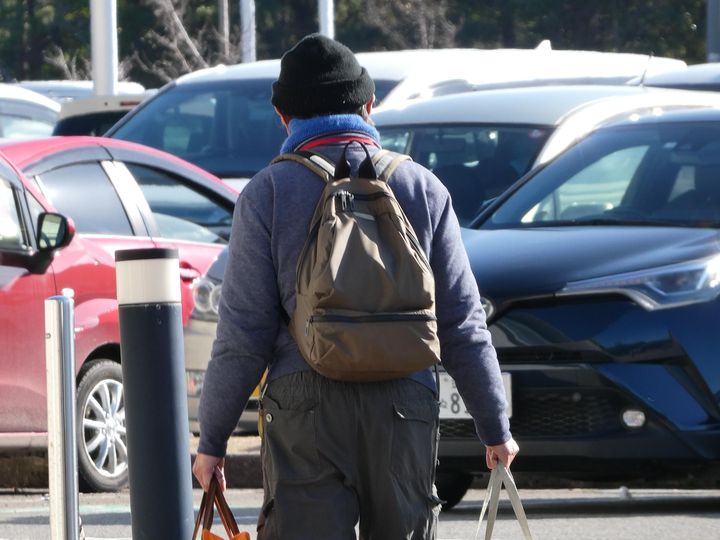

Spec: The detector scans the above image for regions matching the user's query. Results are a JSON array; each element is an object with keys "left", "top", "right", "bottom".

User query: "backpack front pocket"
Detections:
[{"left": 305, "top": 310, "right": 441, "bottom": 381}]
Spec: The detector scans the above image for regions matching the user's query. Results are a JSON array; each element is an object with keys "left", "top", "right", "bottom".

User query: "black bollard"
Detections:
[{"left": 115, "top": 248, "right": 193, "bottom": 540}]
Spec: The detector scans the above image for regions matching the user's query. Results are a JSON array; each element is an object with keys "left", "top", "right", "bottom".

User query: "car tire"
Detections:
[
  {"left": 75, "top": 360, "right": 129, "bottom": 492},
  {"left": 435, "top": 470, "right": 473, "bottom": 511}
]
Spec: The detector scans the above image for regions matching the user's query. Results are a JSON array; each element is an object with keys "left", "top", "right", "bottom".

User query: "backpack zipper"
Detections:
[{"left": 306, "top": 311, "right": 436, "bottom": 335}]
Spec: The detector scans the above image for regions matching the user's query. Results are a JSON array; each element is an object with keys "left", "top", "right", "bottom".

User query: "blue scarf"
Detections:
[{"left": 280, "top": 114, "right": 381, "bottom": 154}]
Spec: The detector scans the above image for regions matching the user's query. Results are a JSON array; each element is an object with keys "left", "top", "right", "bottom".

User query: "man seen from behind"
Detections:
[{"left": 193, "top": 33, "right": 518, "bottom": 539}]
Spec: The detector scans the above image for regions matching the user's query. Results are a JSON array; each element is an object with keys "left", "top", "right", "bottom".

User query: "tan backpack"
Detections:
[{"left": 272, "top": 143, "right": 441, "bottom": 381}]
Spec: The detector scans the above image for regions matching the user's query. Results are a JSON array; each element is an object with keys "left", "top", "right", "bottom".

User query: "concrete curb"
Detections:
[
  {"left": 0, "top": 435, "right": 264, "bottom": 491},
  {"left": 0, "top": 454, "right": 49, "bottom": 490},
  {"left": 0, "top": 452, "right": 263, "bottom": 490}
]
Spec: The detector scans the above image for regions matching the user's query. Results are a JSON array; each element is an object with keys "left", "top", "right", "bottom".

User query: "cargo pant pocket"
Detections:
[
  {"left": 389, "top": 396, "right": 439, "bottom": 495},
  {"left": 260, "top": 393, "right": 322, "bottom": 487}
]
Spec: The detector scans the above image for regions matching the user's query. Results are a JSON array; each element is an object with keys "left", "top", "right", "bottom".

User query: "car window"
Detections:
[
  {"left": 36, "top": 163, "right": 134, "bottom": 235},
  {"left": 0, "top": 177, "right": 26, "bottom": 249},
  {"left": 23, "top": 190, "right": 45, "bottom": 238},
  {"left": 111, "top": 80, "right": 286, "bottom": 179},
  {"left": 373, "top": 79, "right": 399, "bottom": 105},
  {"left": 0, "top": 102, "right": 57, "bottom": 139},
  {"left": 126, "top": 163, "right": 231, "bottom": 244},
  {"left": 52, "top": 111, "right": 129, "bottom": 136},
  {"left": 482, "top": 122, "right": 720, "bottom": 229},
  {"left": 379, "top": 125, "right": 550, "bottom": 225}
]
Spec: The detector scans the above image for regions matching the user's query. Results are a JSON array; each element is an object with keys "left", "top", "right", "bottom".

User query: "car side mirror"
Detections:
[
  {"left": 37, "top": 212, "right": 75, "bottom": 252},
  {"left": 0, "top": 213, "right": 75, "bottom": 274}
]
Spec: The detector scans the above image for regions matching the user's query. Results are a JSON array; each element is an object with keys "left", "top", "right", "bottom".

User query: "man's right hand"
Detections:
[
  {"left": 192, "top": 453, "right": 226, "bottom": 492},
  {"left": 485, "top": 437, "right": 519, "bottom": 470}
]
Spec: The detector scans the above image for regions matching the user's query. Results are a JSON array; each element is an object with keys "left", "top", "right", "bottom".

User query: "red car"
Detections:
[{"left": 0, "top": 137, "right": 238, "bottom": 491}]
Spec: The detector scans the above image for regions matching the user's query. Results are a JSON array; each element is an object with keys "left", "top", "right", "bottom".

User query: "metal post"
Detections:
[
  {"left": 240, "top": 0, "right": 256, "bottom": 63},
  {"left": 90, "top": 0, "right": 119, "bottom": 96},
  {"left": 319, "top": 0, "right": 335, "bottom": 39},
  {"left": 219, "top": 0, "right": 230, "bottom": 60},
  {"left": 709, "top": 0, "right": 720, "bottom": 62},
  {"left": 115, "top": 248, "right": 193, "bottom": 540},
  {"left": 45, "top": 292, "right": 80, "bottom": 540}
]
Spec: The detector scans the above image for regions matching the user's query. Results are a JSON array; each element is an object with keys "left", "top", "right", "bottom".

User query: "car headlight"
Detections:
[
  {"left": 558, "top": 254, "right": 720, "bottom": 310},
  {"left": 192, "top": 275, "right": 222, "bottom": 320}
]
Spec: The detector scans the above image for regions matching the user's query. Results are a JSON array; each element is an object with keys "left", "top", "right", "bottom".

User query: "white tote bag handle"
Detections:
[{"left": 474, "top": 462, "right": 533, "bottom": 540}]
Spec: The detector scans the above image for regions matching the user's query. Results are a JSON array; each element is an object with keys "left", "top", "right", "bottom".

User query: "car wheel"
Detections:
[
  {"left": 75, "top": 360, "right": 128, "bottom": 492},
  {"left": 435, "top": 470, "right": 473, "bottom": 510}
]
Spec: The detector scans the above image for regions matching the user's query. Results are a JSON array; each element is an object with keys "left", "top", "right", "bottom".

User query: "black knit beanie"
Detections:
[{"left": 272, "top": 33, "right": 375, "bottom": 118}]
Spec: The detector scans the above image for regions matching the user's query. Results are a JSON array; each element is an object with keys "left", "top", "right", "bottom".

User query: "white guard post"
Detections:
[{"left": 45, "top": 291, "right": 81, "bottom": 540}]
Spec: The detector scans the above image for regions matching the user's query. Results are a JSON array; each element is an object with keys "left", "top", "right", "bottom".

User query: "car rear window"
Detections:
[{"left": 53, "top": 111, "right": 129, "bottom": 136}]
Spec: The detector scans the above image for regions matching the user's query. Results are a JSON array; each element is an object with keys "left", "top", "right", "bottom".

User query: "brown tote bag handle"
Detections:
[{"left": 192, "top": 476, "right": 250, "bottom": 540}]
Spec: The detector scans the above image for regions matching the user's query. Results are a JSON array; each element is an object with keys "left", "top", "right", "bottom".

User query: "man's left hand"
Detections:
[{"left": 486, "top": 438, "right": 519, "bottom": 469}]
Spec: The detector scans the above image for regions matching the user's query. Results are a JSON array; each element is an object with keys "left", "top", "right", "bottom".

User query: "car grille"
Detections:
[
  {"left": 440, "top": 390, "right": 626, "bottom": 439},
  {"left": 440, "top": 419, "right": 477, "bottom": 438}
]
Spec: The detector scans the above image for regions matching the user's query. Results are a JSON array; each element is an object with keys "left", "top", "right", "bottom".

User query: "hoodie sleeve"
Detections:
[
  {"left": 430, "top": 191, "right": 511, "bottom": 446},
  {"left": 198, "top": 175, "right": 279, "bottom": 457}
]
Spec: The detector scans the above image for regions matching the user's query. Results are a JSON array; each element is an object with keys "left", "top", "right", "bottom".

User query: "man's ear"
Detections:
[
  {"left": 274, "top": 106, "right": 291, "bottom": 130},
  {"left": 365, "top": 95, "right": 375, "bottom": 116}
]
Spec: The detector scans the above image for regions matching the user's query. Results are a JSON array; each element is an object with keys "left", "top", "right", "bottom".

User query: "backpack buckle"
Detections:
[{"left": 336, "top": 190, "right": 355, "bottom": 212}]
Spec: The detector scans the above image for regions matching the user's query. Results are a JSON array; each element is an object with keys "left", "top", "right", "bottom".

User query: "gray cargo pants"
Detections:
[{"left": 257, "top": 370, "right": 441, "bottom": 540}]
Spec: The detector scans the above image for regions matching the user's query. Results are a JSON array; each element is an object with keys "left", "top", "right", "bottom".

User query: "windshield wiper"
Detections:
[
  {"left": 572, "top": 218, "right": 680, "bottom": 226},
  {"left": 521, "top": 218, "right": 689, "bottom": 228}
]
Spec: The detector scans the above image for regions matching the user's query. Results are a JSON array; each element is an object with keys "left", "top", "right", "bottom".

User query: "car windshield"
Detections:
[
  {"left": 110, "top": 79, "right": 286, "bottom": 178},
  {"left": 481, "top": 121, "right": 720, "bottom": 230},
  {"left": 379, "top": 124, "right": 550, "bottom": 225},
  {"left": 110, "top": 77, "right": 401, "bottom": 181}
]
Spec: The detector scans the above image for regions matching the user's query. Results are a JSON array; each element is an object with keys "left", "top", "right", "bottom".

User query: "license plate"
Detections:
[{"left": 438, "top": 371, "right": 512, "bottom": 419}]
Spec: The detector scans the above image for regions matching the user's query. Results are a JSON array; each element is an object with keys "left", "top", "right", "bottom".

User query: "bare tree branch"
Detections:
[
  {"left": 43, "top": 44, "right": 91, "bottom": 80},
  {"left": 167, "top": 2, "right": 208, "bottom": 67},
  {"left": 363, "top": 0, "right": 457, "bottom": 49},
  {"left": 127, "top": 0, "right": 212, "bottom": 83}
]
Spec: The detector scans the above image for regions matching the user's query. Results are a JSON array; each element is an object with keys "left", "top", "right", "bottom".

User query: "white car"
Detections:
[
  {"left": 373, "top": 84, "right": 720, "bottom": 225},
  {"left": 14, "top": 80, "right": 146, "bottom": 103},
  {"left": 0, "top": 83, "right": 60, "bottom": 139},
  {"left": 107, "top": 48, "right": 685, "bottom": 191},
  {"left": 630, "top": 62, "right": 720, "bottom": 93},
  {"left": 377, "top": 43, "right": 685, "bottom": 108}
]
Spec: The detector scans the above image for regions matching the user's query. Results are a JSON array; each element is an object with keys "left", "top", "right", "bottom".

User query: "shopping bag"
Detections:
[
  {"left": 192, "top": 475, "right": 251, "bottom": 540},
  {"left": 474, "top": 462, "right": 533, "bottom": 540}
]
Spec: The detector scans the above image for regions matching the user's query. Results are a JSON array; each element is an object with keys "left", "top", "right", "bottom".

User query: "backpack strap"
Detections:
[
  {"left": 372, "top": 150, "right": 412, "bottom": 183},
  {"left": 271, "top": 151, "right": 335, "bottom": 183},
  {"left": 272, "top": 148, "right": 410, "bottom": 183}
]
